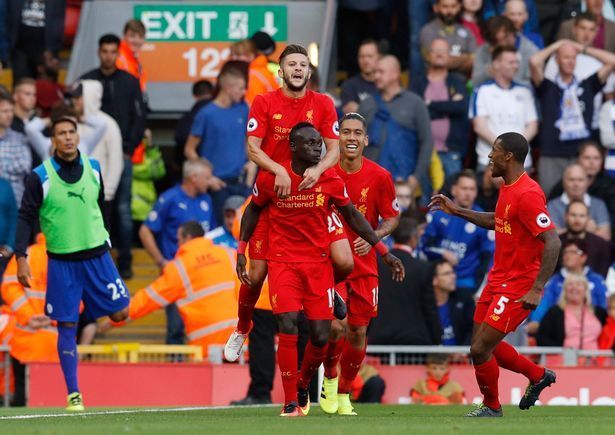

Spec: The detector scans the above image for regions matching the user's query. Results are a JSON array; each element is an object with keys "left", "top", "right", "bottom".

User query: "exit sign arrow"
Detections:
[{"left": 261, "top": 11, "right": 278, "bottom": 36}]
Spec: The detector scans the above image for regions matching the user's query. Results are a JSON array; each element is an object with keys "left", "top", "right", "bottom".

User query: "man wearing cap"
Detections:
[
  {"left": 14, "top": 117, "right": 130, "bottom": 411},
  {"left": 206, "top": 195, "right": 245, "bottom": 249}
]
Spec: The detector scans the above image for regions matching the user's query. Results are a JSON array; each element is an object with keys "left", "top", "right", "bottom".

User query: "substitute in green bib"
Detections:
[{"left": 14, "top": 117, "right": 130, "bottom": 412}]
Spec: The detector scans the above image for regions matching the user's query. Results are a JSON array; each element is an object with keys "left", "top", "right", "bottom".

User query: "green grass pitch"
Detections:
[{"left": 0, "top": 405, "right": 613, "bottom": 434}]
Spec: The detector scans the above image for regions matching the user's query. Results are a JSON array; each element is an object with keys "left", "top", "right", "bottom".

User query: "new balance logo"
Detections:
[{"left": 67, "top": 187, "right": 85, "bottom": 204}]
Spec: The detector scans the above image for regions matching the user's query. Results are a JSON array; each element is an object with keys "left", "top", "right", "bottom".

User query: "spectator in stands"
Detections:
[
  {"left": 0, "top": 178, "right": 17, "bottom": 276},
  {"left": 461, "top": 0, "right": 485, "bottom": 46},
  {"left": 34, "top": 51, "right": 63, "bottom": 118},
  {"left": 547, "top": 164, "right": 611, "bottom": 240},
  {"left": 11, "top": 78, "right": 36, "bottom": 135},
  {"left": 432, "top": 260, "right": 475, "bottom": 345},
  {"left": 411, "top": 38, "right": 469, "bottom": 178},
  {"left": 504, "top": 0, "right": 544, "bottom": 49},
  {"left": 114, "top": 221, "right": 238, "bottom": 359},
  {"left": 72, "top": 80, "right": 124, "bottom": 206},
  {"left": 0, "top": 94, "right": 31, "bottom": 206},
  {"left": 600, "top": 98, "right": 615, "bottom": 178},
  {"left": 559, "top": 200, "right": 611, "bottom": 278},
  {"left": 1, "top": 233, "right": 57, "bottom": 406},
  {"left": 395, "top": 181, "right": 416, "bottom": 214},
  {"left": 421, "top": 170, "right": 494, "bottom": 297},
  {"left": 82, "top": 33, "right": 147, "bottom": 279},
  {"left": 139, "top": 159, "right": 216, "bottom": 346},
  {"left": 184, "top": 67, "right": 251, "bottom": 225},
  {"left": 117, "top": 19, "right": 147, "bottom": 94},
  {"left": 558, "top": 0, "right": 615, "bottom": 52},
  {"left": 530, "top": 39, "right": 614, "bottom": 195},
  {"left": 598, "top": 294, "right": 615, "bottom": 353},
  {"left": 230, "top": 38, "right": 278, "bottom": 106},
  {"left": 470, "top": 46, "right": 538, "bottom": 173},
  {"left": 7, "top": 0, "right": 65, "bottom": 82},
  {"left": 484, "top": 0, "right": 539, "bottom": 34},
  {"left": 472, "top": 15, "right": 538, "bottom": 87},
  {"left": 340, "top": 39, "right": 381, "bottom": 114},
  {"left": 420, "top": 0, "right": 477, "bottom": 75},
  {"left": 549, "top": 141, "right": 615, "bottom": 231},
  {"left": 250, "top": 31, "right": 280, "bottom": 85},
  {"left": 359, "top": 55, "right": 433, "bottom": 199},
  {"left": 475, "top": 165, "right": 503, "bottom": 212},
  {"left": 206, "top": 195, "right": 244, "bottom": 249},
  {"left": 368, "top": 218, "right": 442, "bottom": 345},
  {"left": 410, "top": 354, "right": 464, "bottom": 404},
  {"left": 536, "top": 273, "right": 607, "bottom": 349},
  {"left": 529, "top": 240, "right": 607, "bottom": 332},
  {"left": 174, "top": 80, "right": 214, "bottom": 177}
]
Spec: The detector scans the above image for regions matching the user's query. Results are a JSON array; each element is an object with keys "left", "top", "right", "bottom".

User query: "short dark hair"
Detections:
[
  {"left": 14, "top": 78, "right": 36, "bottom": 89},
  {"left": 496, "top": 132, "right": 528, "bottom": 164},
  {"left": 433, "top": 259, "right": 453, "bottom": 275},
  {"left": 279, "top": 44, "right": 308, "bottom": 64},
  {"left": 289, "top": 122, "right": 317, "bottom": 145},
  {"left": 358, "top": 38, "right": 380, "bottom": 53},
  {"left": 562, "top": 239, "right": 587, "bottom": 255},
  {"left": 98, "top": 33, "right": 121, "bottom": 49},
  {"left": 179, "top": 221, "right": 205, "bottom": 239},
  {"left": 491, "top": 45, "right": 517, "bottom": 62},
  {"left": 124, "top": 19, "right": 146, "bottom": 36},
  {"left": 0, "top": 93, "right": 14, "bottom": 105},
  {"left": 483, "top": 15, "right": 515, "bottom": 46},
  {"left": 577, "top": 140, "right": 604, "bottom": 160},
  {"left": 574, "top": 12, "right": 598, "bottom": 26},
  {"left": 51, "top": 117, "right": 78, "bottom": 135},
  {"left": 453, "top": 169, "right": 477, "bottom": 186},
  {"left": 192, "top": 80, "right": 214, "bottom": 98},
  {"left": 340, "top": 112, "right": 367, "bottom": 131},
  {"left": 391, "top": 217, "right": 418, "bottom": 245},
  {"left": 565, "top": 199, "right": 589, "bottom": 215}
]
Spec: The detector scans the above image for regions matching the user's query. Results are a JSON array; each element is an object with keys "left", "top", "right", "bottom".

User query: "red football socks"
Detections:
[
  {"left": 236, "top": 282, "right": 262, "bottom": 334},
  {"left": 338, "top": 341, "right": 366, "bottom": 393},
  {"left": 493, "top": 341, "right": 545, "bottom": 384},
  {"left": 324, "top": 338, "right": 346, "bottom": 379},
  {"left": 298, "top": 342, "right": 328, "bottom": 390},
  {"left": 277, "top": 333, "right": 299, "bottom": 404},
  {"left": 474, "top": 356, "right": 501, "bottom": 410}
]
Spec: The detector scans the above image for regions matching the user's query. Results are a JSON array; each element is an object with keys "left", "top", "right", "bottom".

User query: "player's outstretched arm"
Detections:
[
  {"left": 247, "top": 136, "right": 291, "bottom": 197},
  {"left": 517, "top": 229, "right": 562, "bottom": 310},
  {"left": 337, "top": 203, "right": 405, "bottom": 281},
  {"left": 236, "top": 201, "right": 264, "bottom": 286},
  {"left": 429, "top": 194, "right": 495, "bottom": 230}
]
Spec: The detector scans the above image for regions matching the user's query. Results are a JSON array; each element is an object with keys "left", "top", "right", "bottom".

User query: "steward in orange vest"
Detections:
[
  {"left": 119, "top": 221, "right": 238, "bottom": 358},
  {"left": 117, "top": 19, "right": 148, "bottom": 93}
]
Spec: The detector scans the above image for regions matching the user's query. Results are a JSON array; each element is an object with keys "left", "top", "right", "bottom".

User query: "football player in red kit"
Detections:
[
  {"left": 224, "top": 44, "right": 353, "bottom": 362},
  {"left": 430, "top": 132, "right": 561, "bottom": 417},
  {"left": 236, "top": 123, "right": 404, "bottom": 417},
  {"left": 320, "top": 113, "right": 400, "bottom": 415}
]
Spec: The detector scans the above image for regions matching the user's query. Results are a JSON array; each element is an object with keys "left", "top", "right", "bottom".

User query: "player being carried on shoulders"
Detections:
[
  {"left": 319, "top": 112, "right": 400, "bottom": 416},
  {"left": 225, "top": 43, "right": 353, "bottom": 362},
  {"left": 236, "top": 122, "right": 404, "bottom": 417},
  {"left": 429, "top": 132, "right": 561, "bottom": 417}
]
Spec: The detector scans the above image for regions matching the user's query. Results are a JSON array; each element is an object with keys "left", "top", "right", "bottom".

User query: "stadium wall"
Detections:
[{"left": 28, "top": 363, "right": 615, "bottom": 407}]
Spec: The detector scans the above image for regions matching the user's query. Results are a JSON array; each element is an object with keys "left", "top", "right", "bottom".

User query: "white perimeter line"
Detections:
[{"left": 0, "top": 404, "right": 276, "bottom": 420}]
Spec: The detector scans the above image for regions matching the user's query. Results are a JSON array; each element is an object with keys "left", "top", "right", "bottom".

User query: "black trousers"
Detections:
[
  {"left": 10, "top": 357, "right": 26, "bottom": 407},
  {"left": 246, "top": 309, "right": 318, "bottom": 401}
]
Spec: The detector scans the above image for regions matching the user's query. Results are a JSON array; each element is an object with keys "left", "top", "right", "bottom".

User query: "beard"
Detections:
[
  {"left": 283, "top": 72, "right": 309, "bottom": 92},
  {"left": 437, "top": 12, "right": 459, "bottom": 26}
]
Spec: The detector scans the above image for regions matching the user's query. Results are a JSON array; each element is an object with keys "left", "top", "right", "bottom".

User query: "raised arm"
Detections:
[
  {"left": 429, "top": 194, "right": 495, "bottom": 229},
  {"left": 529, "top": 39, "right": 568, "bottom": 86}
]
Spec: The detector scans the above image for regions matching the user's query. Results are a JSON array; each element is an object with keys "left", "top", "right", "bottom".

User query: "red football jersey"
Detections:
[
  {"left": 488, "top": 172, "right": 555, "bottom": 290},
  {"left": 335, "top": 158, "right": 399, "bottom": 278},
  {"left": 252, "top": 161, "right": 350, "bottom": 262},
  {"left": 246, "top": 89, "right": 339, "bottom": 163}
]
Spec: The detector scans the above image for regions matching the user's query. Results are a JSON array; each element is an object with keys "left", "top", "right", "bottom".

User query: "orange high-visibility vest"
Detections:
[
  {"left": 1, "top": 234, "right": 58, "bottom": 363},
  {"left": 245, "top": 55, "right": 279, "bottom": 106},
  {"left": 232, "top": 197, "right": 271, "bottom": 311},
  {"left": 128, "top": 237, "right": 238, "bottom": 358},
  {"left": 117, "top": 39, "right": 147, "bottom": 92}
]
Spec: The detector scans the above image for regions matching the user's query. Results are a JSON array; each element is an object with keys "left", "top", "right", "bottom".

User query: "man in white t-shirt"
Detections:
[{"left": 469, "top": 46, "right": 538, "bottom": 173}]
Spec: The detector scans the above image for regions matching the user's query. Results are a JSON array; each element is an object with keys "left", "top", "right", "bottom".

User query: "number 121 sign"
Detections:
[{"left": 134, "top": 4, "right": 288, "bottom": 82}]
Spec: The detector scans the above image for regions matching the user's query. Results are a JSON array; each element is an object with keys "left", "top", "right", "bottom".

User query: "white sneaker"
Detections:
[{"left": 224, "top": 330, "right": 248, "bottom": 362}]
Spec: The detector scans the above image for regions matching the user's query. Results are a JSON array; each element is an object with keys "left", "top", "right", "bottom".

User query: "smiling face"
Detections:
[
  {"left": 564, "top": 278, "right": 589, "bottom": 306},
  {"left": 279, "top": 53, "right": 311, "bottom": 92},
  {"left": 487, "top": 139, "right": 510, "bottom": 178},
  {"left": 339, "top": 118, "right": 368, "bottom": 160},
  {"left": 291, "top": 126, "right": 323, "bottom": 166}
]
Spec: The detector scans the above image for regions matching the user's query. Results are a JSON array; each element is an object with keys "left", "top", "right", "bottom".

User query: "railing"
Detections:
[{"left": 77, "top": 343, "right": 203, "bottom": 363}]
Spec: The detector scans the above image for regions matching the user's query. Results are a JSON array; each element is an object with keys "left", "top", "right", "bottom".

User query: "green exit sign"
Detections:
[{"left": 134, "top": 4, "right": 288, "bottom": 42}]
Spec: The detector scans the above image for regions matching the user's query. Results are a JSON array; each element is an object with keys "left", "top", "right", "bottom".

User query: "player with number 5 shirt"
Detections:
[{"left": 429, "top": 132, "right": 561, "bottom": 418}]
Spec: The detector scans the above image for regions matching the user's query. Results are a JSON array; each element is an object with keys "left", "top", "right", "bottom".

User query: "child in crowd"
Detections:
[{"left": 410, "top": 354, "right": 465, "bottom": 404}]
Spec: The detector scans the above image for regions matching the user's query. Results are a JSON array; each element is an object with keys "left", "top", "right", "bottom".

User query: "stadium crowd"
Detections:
[{"left": 1, "top": 0, "right": 615, "bottom": 407}]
